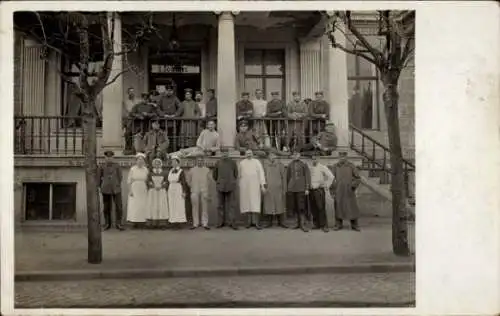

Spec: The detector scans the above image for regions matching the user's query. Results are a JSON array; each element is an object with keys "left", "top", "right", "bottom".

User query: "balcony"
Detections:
[{"left": 14, "top": 116, "right": 327, "bottom": 156}]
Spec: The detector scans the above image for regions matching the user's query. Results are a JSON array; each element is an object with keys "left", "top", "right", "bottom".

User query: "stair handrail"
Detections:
[
  {"left": 349, "top": 124, "right": 415, "bottom": 171},
  {"left": 349, "top": 124, "right": 415, "bottom": 202}
]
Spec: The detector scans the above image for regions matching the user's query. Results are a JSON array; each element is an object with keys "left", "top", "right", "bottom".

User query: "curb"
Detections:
[{"left": 16, "top": 262, "right": 415, "bottom": 282}]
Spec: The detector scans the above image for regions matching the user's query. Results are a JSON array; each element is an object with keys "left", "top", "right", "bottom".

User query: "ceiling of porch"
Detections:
[{"left": 123, "top": 11, "right": 323, "bottom": 32}]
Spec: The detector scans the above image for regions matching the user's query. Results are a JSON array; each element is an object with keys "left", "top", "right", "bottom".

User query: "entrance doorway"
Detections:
[{"left": 148, "top": 50, "right": 202, "bottom": 101}]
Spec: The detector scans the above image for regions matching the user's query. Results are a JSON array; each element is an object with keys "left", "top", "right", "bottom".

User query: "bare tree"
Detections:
[
  {"left": 14, "top": 11, "right": 156, "bottom": 263},
  {"left": 326, "top": 10, "right": 415, "bottom": 256}
]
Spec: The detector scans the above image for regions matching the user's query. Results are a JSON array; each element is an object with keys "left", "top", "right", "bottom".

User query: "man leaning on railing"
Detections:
[{"left": 125, "top": 93, "right": 161, "bottom": 155}]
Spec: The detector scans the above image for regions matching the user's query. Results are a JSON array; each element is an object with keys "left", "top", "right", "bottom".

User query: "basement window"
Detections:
[{"left": 24, "top": 183, "right": 77, "bottom": 221}]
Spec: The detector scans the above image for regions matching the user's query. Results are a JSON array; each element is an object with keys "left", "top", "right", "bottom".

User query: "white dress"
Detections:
[
  {"left": 239, "top": 158, "right": 266, "bottom": 214},
  {"left": 146, "top": 169, "right": 169, "bottom": 220},
  {"left": 126, "top": 165, "right": 149, "bottom": 223},
  {"left": 167, "top": 168, "right": 187, "bottom": 223}
]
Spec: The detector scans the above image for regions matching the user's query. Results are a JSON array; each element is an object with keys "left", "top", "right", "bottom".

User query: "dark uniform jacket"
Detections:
[
  {"left": 286, "top": 159, "right": 311, "bottom": 192},
  {"left": 236, "top": 100, "right": 254, "bottom": 118},
  {"left": 206, "top": 97, "right": 218, "bottom": 118},
  {"left": 213, "top": 157, "right": 239, "bottom": 192},
  {"left": 266, "top": 99, "right": 286, "bottom": 117},
  {"left": 98, "top": 162, "right": 123, "bottom": 194},
  {"left": 158, "top": 94, "right": 182, "bottom": 116},
  {"left": 234, "top": 130, "right": 259, "bottom": 150},
  {"left": 309, "top": 100, "right": 330, "bottom": 119}
]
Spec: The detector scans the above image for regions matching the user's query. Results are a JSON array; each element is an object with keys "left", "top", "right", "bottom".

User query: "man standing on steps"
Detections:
[
  {"left": 309, "top": 154, "right": 335, "bottom": 232},
  {"left": 286, "top": 150, "right": 311, "bottom": 232},
  {"left": 98, "top": 151, "right": 125, "bottom": 231},
  {"left": 331, "top": 151, "right": 362, "bottom": 231},
  {"left": 212, "top": 147, "right": 239, "bottom": 230}
]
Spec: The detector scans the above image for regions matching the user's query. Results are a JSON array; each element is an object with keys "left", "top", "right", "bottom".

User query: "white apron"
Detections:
[
  {"left": 239, "top": 159, "right": 266, "bottom": 214},
  {"left": 126, "top": 166, "right": 149, "bottom": 223},
  {"left": 147, "top": 174, "right": 169, "bottom": 220},
  {"left": 167, "top": 169, "right": 187, "bottom": 223}
]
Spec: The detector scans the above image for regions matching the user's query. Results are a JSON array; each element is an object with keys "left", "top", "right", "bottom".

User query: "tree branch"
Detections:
[
  {"left": 400, "top": 37, "right": 414, "bottom": 66},
  {"left": 342, "top": 11, "right": 384, "bottom": 67},
  {"left": 331, "top": 40, "right": 378, "bottom": 65}
]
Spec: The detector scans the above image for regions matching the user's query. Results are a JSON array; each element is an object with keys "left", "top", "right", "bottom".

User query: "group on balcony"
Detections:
[{"left": 122, "top": 84, "right": 339, "bottom": 162}]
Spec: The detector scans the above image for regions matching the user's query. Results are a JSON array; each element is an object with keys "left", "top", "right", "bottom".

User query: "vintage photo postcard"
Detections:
[{"left": 1, "top": 1, "right": 498, "bottom": 316}]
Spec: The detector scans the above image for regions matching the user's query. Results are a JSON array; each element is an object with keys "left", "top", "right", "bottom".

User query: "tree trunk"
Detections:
[
  {"left": 83, "top": 98, "right": 102, "bottom": 264},
  {"left": 382, "top": 76, "right": 410, "bottom": 257}
]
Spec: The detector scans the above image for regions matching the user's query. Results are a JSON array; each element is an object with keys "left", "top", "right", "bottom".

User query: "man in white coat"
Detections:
[{"left": 239, "top": 149, "right": 267, "bottom": 229}]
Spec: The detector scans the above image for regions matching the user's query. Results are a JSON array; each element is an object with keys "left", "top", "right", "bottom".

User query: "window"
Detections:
[
  {"left": 24, "top": 183, "right": 77, "bottom": 221},
  {"left": 347, "top": 37, "right": 383, "bottom": 130},
  {"left": 244, "top": 49, "right": 286, "bottom": 101},
  {"left": 61, "top": 60, "right": 103, "bottom": 128}
]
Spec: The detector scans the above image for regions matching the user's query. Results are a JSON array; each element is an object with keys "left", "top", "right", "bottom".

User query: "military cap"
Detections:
[
  {"left": 338, "top": 151, "right": 348, "bottom": 157},
  {"left": 239, "top": 119, "right": 249, "bottom": 126},
  {"left": 241, "top": 92, "right": 250, "bottom": 97},
  {"left": 184, "top": 88, "right": 193, "bottom": 94},
  {"left": 271, "top": 91, "right": 280, "bottom": 95},
  {"left": 207, "top": 88, "right": 215, "bottom": 93},
  {"left": 292, "top": 91, "right": 301, "bottom": 96},
  {"left": 195, "top": 91, "right": 203, "bottom": 96},
  {"left": 315, "top": 91, "right": 324, "bottom": 96},
  {"left": 104, "top": 150, "right": 114, "bottom": 157}
]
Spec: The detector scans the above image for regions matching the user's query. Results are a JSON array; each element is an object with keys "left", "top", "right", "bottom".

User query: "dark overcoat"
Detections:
[{"left": 331, "top": 161, "right": 361, "bottom": 220}]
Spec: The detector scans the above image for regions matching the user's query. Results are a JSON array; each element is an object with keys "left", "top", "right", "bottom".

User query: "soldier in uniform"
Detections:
[
  {"left": 143, "top": 117, "right": 170, "bottom": 164},
  {"left": 205, "top": 88, "right": 218, "bottom": 120},
  {"left": 331, "top": 151, "right": 362, "bottom": 231},
  {"left": 236, "top": 92, "right": 254, "bottom": 122},
  {"left": 300, "top": 122, "right": 338, "bottom": 156},
  {"left": 158, "top": 85, "right": 182, "bottom": 152},
  {"left": 266, "top": 91, "right": 287, "bottom": 150},
  {"left": 309, "top": 91, "right": 330, "bottom": 134},
  {"left": 234, "top": 120, "right": 260, "bottom": 154},
  {"left": 127, "top": 93, "right": 160, "bottom": 154},
  {"left": 98, "top": 151, "right": 125, "bottom": 231},
  {"left": 286, "top": 150, "right": 311, "bottom": 232},
  {"left": 179, "top": 88, "right": 201, "bottom": 148},
  {"left": 212, "top": 147, "right": 239, "bottom": 230},
  {"left": 287, "top": 91, "right": 308, "bottom": 151}
]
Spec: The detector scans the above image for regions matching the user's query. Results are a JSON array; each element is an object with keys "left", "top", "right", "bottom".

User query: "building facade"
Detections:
[{"left": 13, "top": 11, "right": 415, "bottom": 226}]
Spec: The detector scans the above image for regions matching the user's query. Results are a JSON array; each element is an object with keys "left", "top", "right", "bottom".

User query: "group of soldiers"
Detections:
[
  {"left": 122, "top": 85, "right": 338, "bottom": 160},
  {"left": 98, "top": 148, "right": 362, "bottom": 233}
]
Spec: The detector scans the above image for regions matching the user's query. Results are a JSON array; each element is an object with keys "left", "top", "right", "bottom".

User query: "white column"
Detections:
[
  {"left": 102, "top": 12, "right": 124, "bottom": 154},
  {"left": 299, "top": 38, "right": 322, "bottom": 100},
  {"left": 216, "top": 11, "right": 238, "bottom": 149},
  {"left": 325, "top": 28, "right": 349, "bottom": 149}
]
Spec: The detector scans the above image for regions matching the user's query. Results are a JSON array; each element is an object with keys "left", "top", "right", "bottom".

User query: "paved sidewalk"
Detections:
[{"left": 15, "top": 220, "right": 415, "bottom": 280}]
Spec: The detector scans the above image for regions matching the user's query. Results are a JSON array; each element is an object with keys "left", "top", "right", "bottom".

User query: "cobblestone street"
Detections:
[{"left": 16, "top": 272, "right": 415, "bottom": 308}]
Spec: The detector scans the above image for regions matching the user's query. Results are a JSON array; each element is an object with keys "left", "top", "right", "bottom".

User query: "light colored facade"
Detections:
[{"left": 13, "top": 11, "right": 415, "bottom": 226}]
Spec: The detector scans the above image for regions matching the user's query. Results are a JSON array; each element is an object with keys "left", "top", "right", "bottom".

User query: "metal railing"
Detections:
[
  {"left": 14, "top": 116, "right": 84, "bottom": 155},
  {"left": 15, "top": 115, "right": 327, "bottom": 156},
  {"left": 349, "top": 123, "right": 415, "bottom": 201}
]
